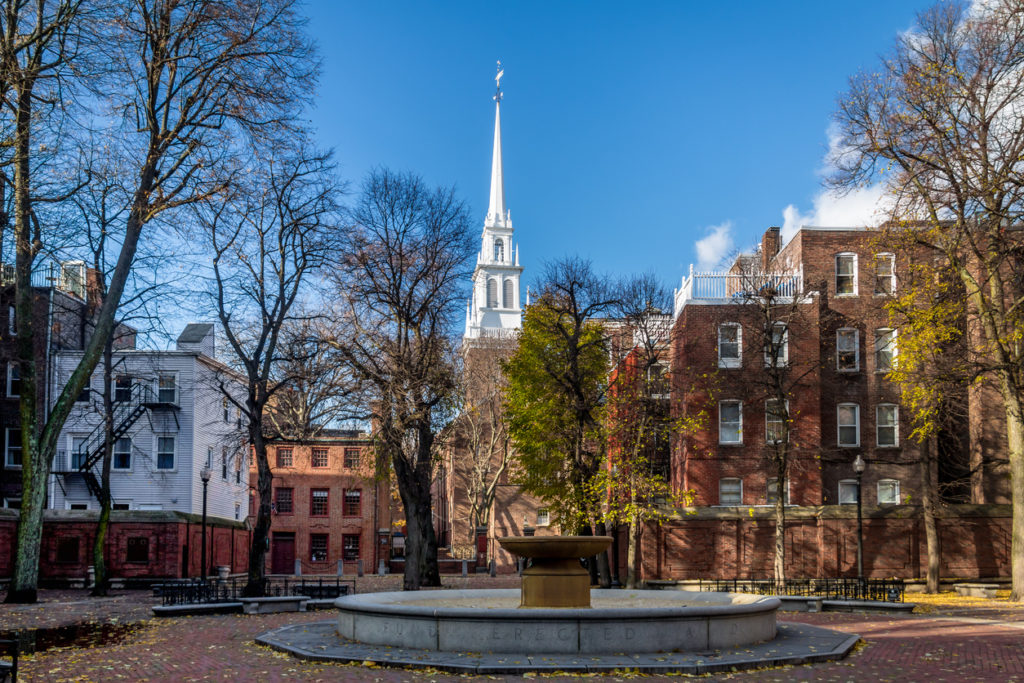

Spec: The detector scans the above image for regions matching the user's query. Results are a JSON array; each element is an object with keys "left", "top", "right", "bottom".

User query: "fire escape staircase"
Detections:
[{"left": 53, "top": 382, "right": 179, "bottom": 505}]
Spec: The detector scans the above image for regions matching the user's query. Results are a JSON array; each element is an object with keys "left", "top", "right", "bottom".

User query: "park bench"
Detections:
[
  {"left": 237, "top": 595, "right": 309, "bottom": 614},
  {"left": 954, "top": 583, "right": 999, "bottom": 598},
  {"left": 0, "top": 638, "right": 18, "bottom": 683}
]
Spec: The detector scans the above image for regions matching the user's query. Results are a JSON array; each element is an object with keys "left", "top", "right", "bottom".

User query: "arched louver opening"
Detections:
[
  {"left": 487, "top": 278, "right": 498, "bottom": 308},
  {"left": 503, "top": 279, "right": 514, "bottom": 309}
]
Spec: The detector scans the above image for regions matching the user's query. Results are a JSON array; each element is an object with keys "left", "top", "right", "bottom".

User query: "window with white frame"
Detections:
[
  {"left": 764, "top": 323, "right": 788, "bottom": 367},
  {"left": 71, "top": 436, "right": 87, "bottom": 469},
  {"left": 222, "top": 397, "right": 230, "bottom": 422},
  {"left": 836, "top": 328, "right": 859, "bottom": 371},
  {"left": 719, "top": 400, "right": 742, "bottom": 444},
  {"left": 646, "top": 363, "right": 669, "bottom": 398},
  {"left": 874, "top": 253, "right": 895, "bottom": 294},
  {"left": 765, "top": 399, "right": 788, "bottom": 444},
  {"left": 487, "top": 278, "right": 498, "bottom": 308},
  {"left": 835, "top": 253, "right": 857, "bottom": 295},
  {"left": 5, "top": 428, "right": 22, "bottom": 468},
  {"left": 6, "top": 362, "right": 19, "bottom": 398},
  {"left": 719, "top": 478, "right": 742, "bottom": 505},
  {"left": 767, "top": 478, "right": 789, "bottom": 505},
  {"left": 838, "top": 479, "right": 858, "bottom": 504},
  {"left": 157, "top": 436, "right": 175, "bottom": 470},
  {"left": 114, "top": 375, "right": 132, "bottom": 402},
  {"left": 536, "top": 508, "right": 550, "bottom": 526},
  {"left": 876, "top": 404, "right": 898, "bottom": 447},
  {"left": 206, "top": 447, "right": 213, "bottom": 468},
  {"left": 874, "top": 329, "right": 896, "bottom": 373},
  {"left": 837, "top": 403, "right": 860, "bottom": 447},
  {"left": 877, "top": 479, "right": 900, "bottom": 504},
  {"left": 718, "top": 324, "right": 741, "bottom": 368},
  {"left": 113, "top": 437, "right": 132, "bottom": 469},
  {"left": 494, "top": 238, "right": 504, "bottom": 262},
  {"left": 157, "top": 374, "right": 177, "bottom": 404}
]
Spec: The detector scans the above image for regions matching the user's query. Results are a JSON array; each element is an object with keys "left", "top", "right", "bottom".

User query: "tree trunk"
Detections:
[
  {"left": 774, "top": 476, "right": 786, "bottom": 585},
  {"left": 921, "top": 438, "right": 940, "bottom": 593},
  {"left": 245, "top": 425, "right": 272, "bottom": 596},
  {"left": 92, "top": 342, "right": 116, "bottom": 596},
  {"left": 391, "top": 425, "right": 440, "bottom": 590},
  {"left": 626, "top": 517, "right": 639, "bottom": 589},
  {"left": 1006, "top": 393, "right": 1024, "bottom": 601}
]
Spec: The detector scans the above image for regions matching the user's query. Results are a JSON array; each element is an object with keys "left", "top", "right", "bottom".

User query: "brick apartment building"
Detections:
[
  {"left": 641, "top": 225, "right": 1011, "bottom": 581},
  {"left": 253, "top": 431, "right": 392, "bottom": 576}
]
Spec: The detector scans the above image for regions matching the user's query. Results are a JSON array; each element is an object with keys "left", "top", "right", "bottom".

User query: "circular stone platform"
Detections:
[
  {"left": 334, "top": 588, "right": 778, "bottom": 654},
  {"left": 257, "top": 620, "right": 860, "bottom": 675}
]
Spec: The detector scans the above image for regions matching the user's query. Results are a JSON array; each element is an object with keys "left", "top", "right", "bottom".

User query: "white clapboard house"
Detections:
[{"left": 49, "top": 324, "right": 249, "bottom": 522}]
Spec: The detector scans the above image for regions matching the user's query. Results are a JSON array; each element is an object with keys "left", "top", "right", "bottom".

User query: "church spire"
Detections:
[{"left": 486, "top": 61, "right": 506, "bottom": 227}]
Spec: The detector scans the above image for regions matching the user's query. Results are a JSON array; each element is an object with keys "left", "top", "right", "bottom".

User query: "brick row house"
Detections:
[
  {"left": 645, "top": 225, "right": 1010, "bottom": 581},
  {"left": 253, "top": 432, "right": 392, "bottom": 576}
]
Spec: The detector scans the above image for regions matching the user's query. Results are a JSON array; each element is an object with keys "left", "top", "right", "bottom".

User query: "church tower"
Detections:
[{"left": 464, "top": 63, "right": 523, "bottom": 341}]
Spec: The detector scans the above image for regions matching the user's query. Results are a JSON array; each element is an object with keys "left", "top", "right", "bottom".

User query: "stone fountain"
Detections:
[{"left": 330, "top": 535, "right": 780, "bottom": 654}]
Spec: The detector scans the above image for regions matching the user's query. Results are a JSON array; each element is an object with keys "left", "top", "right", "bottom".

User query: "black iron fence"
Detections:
[
  {"left": 158, "top": 577, "right": 355, "bottom": 606},
  {"left": 696, "top": 578, "right": 904, "bottom": 602}
]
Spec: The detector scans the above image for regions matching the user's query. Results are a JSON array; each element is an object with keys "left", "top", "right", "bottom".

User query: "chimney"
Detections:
[
  {"left": 761, "top": 227, "right": 781, "bottom": 271},
  {"left": 176, "top": 323, "right": 215, "bottom": 358}
]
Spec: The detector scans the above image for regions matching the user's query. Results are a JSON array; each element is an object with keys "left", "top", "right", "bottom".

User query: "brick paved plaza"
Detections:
[{"left": 3, "top": 581, "right": 1024, "bottom": 682}]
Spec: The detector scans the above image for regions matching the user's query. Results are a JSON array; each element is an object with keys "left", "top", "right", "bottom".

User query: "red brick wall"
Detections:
[{"left": 638, "top": 505, "right": 1010, "bottom": 580}]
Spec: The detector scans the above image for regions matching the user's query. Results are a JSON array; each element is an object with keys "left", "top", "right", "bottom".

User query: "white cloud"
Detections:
[
  {"left": 780, "top": 185, "right": 888, "bottom": 243},
  {"left": 695, "top": 221, "right": 734, "bottom": 271}
]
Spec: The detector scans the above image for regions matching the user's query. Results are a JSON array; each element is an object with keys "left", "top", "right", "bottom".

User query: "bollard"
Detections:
[
  {"left": 87, "top": 565, "right": 95, "bottom": 589},
  {"left": 357, "top": 559, "right": 364, "bottom": 577},
  {"left": 294, "top": 558, "right": 302, "bottom": 576},
  {"left": 378, "top": 559, "right": 386, "bottom": 576},
  {"left": 489, "top": 559, "right": 496, "bottom": 577},
  {"left": 461, "top": 559, "right": 468, "bottom": 577},
  {"left": 337, "top": 560, "right": 344, "bottom": 576}
]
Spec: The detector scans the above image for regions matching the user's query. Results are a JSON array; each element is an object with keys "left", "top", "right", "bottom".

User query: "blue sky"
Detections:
[{"left": 305, "top": 2, "right": 927, "bottom": 292}]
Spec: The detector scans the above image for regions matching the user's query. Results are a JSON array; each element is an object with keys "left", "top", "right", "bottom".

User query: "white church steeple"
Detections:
[{"left": 464, "top": 62, "right": 524, "bottom": 341}]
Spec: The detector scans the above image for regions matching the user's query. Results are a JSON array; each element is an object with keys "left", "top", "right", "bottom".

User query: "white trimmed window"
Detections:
[
  {"left": 838, "top": 479, "right": 858, "bottom": 505},
  {"left": 874, "top": 329, "right": 896, "bottom": 373},
  {"left": 835, "top": 253, "right": 857, "bottom": 295},
  {"left": 6, "top": 363, "right": 19, "bottom": 398},
  {"left": 5, "top": 428, "right": 22, "bottom": 468},
  {"left": 113, "top": 437, "right": 132, "bottom": 470},
  {"left": 494, "top": 238, "right": 504, "bottom": 262},
  {"left": 114, "top": 375, "right": 132, "bottom": 402},
  {"left": 837, "top": 403, "right": 860, "bottom": 447},
  {"left": 765, "top": 399, "right": 788, "bottom": 444},
  {"left": 836, "top": 328, "right": 859, "bottom": 371},
  {"left": 876, "top": 404, "right": 899, "bottom": 447},
  {"left": 877, "top": 479, "right": 900, "bottom": 504},
  {"left": 157, "top": 436, "right": 175, "bottom": 470},
  {"left": 719, "top": 478, "right": 742, "bottom": 505},
  {"left": 718, "top": 323, "right": 741, "bottom": 368},
  {"left": 764, "top": 323, "right": 788, "bottom": 367},
  {"left": 767, "top": 478, "right": 789, "bottom": 505},
  {"left": 157, "top": 374, "right": 177, "bottom": 404},
  {"left": 487, "top": 278, "right": 498, "bottom": 308},
  {"left": 719, "top": 400, "right": 742, "bottom": 444},
  {"left": 874, "top": 253, "right": 895, "bottom": 294},
  {"left": 71, "top": 436, "right": 87, "bottom": 469},
  {"left": 536, "top": 508, "right": 550, "bottom": 526}
]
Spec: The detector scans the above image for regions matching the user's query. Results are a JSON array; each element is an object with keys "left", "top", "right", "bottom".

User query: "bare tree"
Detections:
[
  {"left": 830, "top": 0, "right": 1024, "bottom": 598},
  {"left": 328, "top": 168, "right": 475, "bottom": 590},
  {"left": 201, "top": 144, "right": 340, "bottom": 596},
  {"left": 3, "top": 0, "right": 317, "bottom": 603},
  {"left": 450, "top": 346, "right": 512, "bottom": 541}
]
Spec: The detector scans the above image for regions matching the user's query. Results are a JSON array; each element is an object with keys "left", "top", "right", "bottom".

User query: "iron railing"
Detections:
[
  {"left": 158, "top": 577, "right": 355, "bottom": 606},
  {"left": 696, "top": 577, "right": 904, "bottom": 602}
]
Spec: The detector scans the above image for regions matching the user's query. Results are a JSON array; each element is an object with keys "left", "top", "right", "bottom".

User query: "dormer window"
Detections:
[{"left": 494, "top": 238, "right": 504, "bottom": 262}]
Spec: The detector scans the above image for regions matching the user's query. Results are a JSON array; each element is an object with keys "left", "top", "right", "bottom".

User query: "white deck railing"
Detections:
[{"left": 674, "top": 265, "right": 804, "bottom": 318}]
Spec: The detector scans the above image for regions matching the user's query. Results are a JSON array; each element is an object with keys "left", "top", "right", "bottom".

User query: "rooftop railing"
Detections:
[{"left": 674, "top": 265, "right": 804, "bottom": 318}]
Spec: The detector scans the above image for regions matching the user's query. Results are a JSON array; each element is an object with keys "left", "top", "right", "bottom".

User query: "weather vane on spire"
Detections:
[{"left": 494, "top": 60, "right": 504, "bottom": 102}]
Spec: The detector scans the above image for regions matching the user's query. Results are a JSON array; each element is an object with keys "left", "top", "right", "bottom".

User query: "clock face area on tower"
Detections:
[{"left": 465, "top": 64, "right": 524, "bottom": 342}]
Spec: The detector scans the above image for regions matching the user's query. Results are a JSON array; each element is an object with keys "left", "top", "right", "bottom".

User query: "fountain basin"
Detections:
[
  {"left": 334, "top": 588, "right": 778, "bottom": 654},
  {"left": 498, "top": 535, "right": 613, "bottom": 608}
]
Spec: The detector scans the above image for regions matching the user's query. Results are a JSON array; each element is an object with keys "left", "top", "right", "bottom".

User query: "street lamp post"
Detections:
[
  {"left": 200, "top": 466, "right": 212, "bottom": 582},
  {"left": 853, "top": 454, "right": 866, "bottom": 583}
]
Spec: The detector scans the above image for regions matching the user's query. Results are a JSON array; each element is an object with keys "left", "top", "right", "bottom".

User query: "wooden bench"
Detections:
[
  {"left": 151, "top": 602, "right": 243, "bottom": 617},
  {"left": 237, "top": 596, "right": 310, "bottom": 614},
  {"left": 954, "top": 583, "right": 999, "bottom": 598},
  {"left": 0, "top": 638, "right": 19, "bottom": 683}
]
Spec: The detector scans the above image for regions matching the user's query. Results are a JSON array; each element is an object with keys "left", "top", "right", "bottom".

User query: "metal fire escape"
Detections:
[{"left": 53, "top": 382, "right": 179, "bottom": 504}]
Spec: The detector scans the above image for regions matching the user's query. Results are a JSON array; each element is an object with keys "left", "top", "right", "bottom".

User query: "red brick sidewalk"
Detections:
[{"left": 6, "top": 587, "right": 1024, "bottom": 682}]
